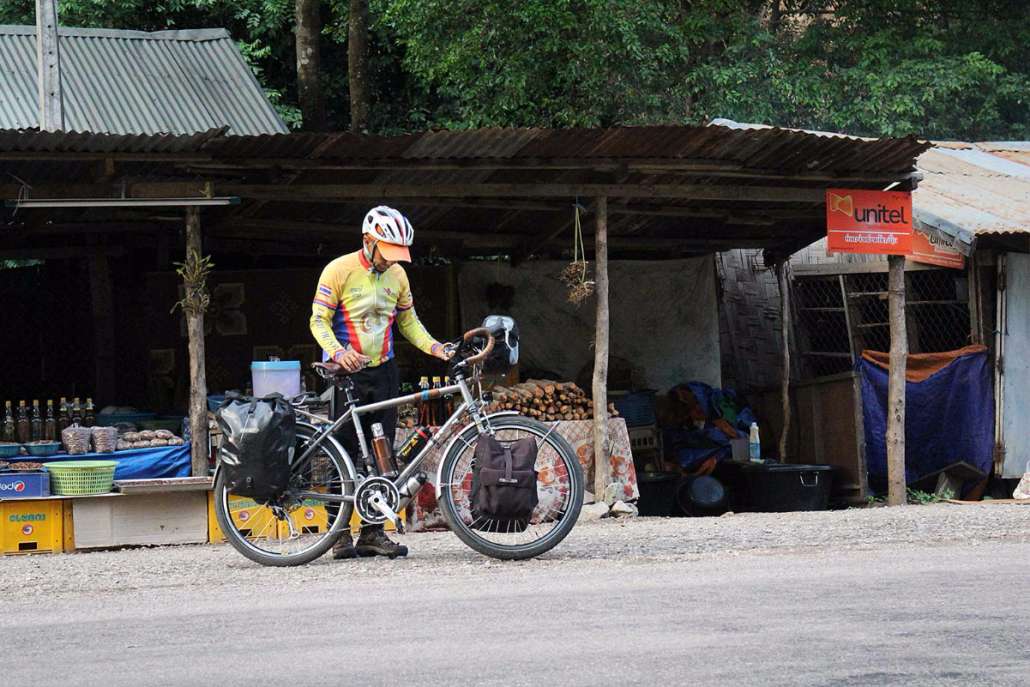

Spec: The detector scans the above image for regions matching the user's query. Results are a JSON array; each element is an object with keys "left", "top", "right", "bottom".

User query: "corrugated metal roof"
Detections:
[
  {"left": 0, "top": 25, "right": 287, "bottom": 135},
  {"left": 712, "top": 119, "right": 1030, "bottom": 249},
  {"left": 915, "top": 142, "right": 1030, "bottom": 248}
]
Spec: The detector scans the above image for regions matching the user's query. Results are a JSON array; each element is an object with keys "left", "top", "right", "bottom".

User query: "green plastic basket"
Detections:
[{"left": 46, "top": 460, "right": 117, "bottom": 496}]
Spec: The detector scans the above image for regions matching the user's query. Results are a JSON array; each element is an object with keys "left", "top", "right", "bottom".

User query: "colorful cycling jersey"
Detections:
[{"left": 309, "top": 250, "right": 438, "bottom": 367}]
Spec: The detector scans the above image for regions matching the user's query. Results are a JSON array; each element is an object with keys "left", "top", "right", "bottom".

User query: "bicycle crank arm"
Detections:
[{"left": 368, "top": 493, "right": 403, "bottom": 532}]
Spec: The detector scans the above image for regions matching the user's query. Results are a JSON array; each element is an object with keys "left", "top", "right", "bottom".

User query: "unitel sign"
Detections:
[{"left": 826, "top": 188, "right": 914, "bottom": 255}]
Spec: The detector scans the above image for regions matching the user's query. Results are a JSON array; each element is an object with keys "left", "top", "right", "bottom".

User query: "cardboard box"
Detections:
[{"left": 72, "top": 492, "right": 208, "bottom": 549}]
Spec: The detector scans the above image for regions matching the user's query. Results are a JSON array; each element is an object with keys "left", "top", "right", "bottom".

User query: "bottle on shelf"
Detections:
[
  {"left": 370, "top": 422, "right": 398, "bottom": 477},
  {"left": 44, "top": 400, "right": 57, "bottom": 441},
  {"left": 30, "top": 400, "right": 43, "bottom": 441},
  {"left": 431, "top": 376, "right": 442, "bottom": 426},
  {"left": 417, "top": 376, "right": 431, "bottom": 426},
  {"left": 57, "top": 397, "right": 71, "bottom": 432},
  {"left": 443, "top": 375, "right": 454, "bottom": 417},
  {"left": 748, "top": 422, "right": 762, "bottom": 463},
  {"left": 84, "top": 397, "right": 96, "bottom": 427},
  {"left": 3, "top": 401, "right": 15, "bottom": 442},
  {"left": 71, "top": 397, "right": 83, "bottom": 426},
  {"left": 16, "top": 401, "right": 30, "bottom": 443}
]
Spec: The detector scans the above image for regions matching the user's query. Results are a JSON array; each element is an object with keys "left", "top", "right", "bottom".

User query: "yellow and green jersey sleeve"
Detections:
[{"left": 309, "top": 250, "right": 440, "bottom": 367}]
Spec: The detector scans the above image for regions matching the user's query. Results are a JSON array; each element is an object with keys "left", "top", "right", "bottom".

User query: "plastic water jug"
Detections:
[
  {"left": 251, "top": 360, "right": 301, "bottom": 399},
  {"left": 748, "top": 422, "right": 761, "bottom": 462}
]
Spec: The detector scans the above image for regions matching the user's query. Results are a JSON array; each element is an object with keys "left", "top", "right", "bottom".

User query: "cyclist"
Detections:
[{"left": 310, "top": 206, "right": 452, "bottom": 559}]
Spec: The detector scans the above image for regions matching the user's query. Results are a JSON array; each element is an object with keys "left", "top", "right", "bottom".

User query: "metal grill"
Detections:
[{"left": 793, "top": 268, "right": 972, "bottom": 379}]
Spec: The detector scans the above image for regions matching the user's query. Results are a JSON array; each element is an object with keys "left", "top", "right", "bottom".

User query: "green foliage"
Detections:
[{"left": 2, "top": 0, "right": 1027, "bottom": 138}]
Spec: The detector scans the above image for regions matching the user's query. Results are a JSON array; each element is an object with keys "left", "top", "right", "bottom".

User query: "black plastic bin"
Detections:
[
  {"left": 636, "top": 472, "right": 680, "bottom": 516},
  {"left": 738, "top": 463, "right": 834, "bottom": 512}
]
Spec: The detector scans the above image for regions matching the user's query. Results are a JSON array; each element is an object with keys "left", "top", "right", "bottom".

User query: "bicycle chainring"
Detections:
[{"left": 354, "top": 476, "right": 401, "bottom": 524}]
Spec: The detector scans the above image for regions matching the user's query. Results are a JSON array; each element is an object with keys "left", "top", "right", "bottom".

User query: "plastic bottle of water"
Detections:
[{"left": 748, "top": 422, "right": 761, "bottom": 463}]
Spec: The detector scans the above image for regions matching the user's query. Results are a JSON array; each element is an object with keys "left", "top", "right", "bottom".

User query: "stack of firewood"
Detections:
[{"left": 484, "top": 379, "right": 619, "bottom": 422}]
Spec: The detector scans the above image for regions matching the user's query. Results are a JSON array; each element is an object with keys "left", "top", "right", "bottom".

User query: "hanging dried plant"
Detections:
[
  {"left": 171, "top": 248, "right": 214, "bottom": 317},
  {"left": 560, "top": 203, "right": 595, "bottom": 305}
]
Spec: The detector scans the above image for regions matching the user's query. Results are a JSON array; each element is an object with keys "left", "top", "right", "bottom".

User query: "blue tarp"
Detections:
[
  {"left": 40, "top": 444, "right": 192, "bottom": 480},
  {"left": 857, "top": 349, "right": 993, "bottom": 484}
]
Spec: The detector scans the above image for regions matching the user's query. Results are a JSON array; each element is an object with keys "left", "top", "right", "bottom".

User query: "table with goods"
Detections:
[{"left": 1, "top": 396, "right": 191, "bottom": 501}]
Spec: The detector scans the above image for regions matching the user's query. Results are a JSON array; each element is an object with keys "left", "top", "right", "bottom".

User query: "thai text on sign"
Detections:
[{"left": 826, "top": 189, "right": 913, "bottom": 255}]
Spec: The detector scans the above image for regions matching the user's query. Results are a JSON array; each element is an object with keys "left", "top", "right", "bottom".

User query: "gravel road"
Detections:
[{"left": 2, "top": 503, "right": 1028, "bottom": 686}]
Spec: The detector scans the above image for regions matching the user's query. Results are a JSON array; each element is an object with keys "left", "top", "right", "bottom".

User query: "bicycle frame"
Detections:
[{"left": 288, "top": 370, "right": 493, "bottom": 507}]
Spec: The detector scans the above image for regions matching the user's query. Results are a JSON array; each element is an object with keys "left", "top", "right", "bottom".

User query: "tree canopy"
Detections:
[{"left": 2, "top": 0, "right": 1027, "bottom": 139}]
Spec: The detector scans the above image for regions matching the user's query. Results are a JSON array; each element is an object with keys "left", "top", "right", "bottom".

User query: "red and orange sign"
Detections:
[
  {"left": 826, "top": 189, "right": 913, "bottom": 255},
  {"left": 909, "top": 229, "right": 965, "bottom": 269}
]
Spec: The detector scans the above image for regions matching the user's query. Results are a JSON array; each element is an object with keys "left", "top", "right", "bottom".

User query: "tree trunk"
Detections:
[
  {"left": 592, "top": 197, "right": 610, "bottom": 500},
  {"left": 776, "top": 261, "right": 791, "bottom": 462},
  {"left": 185, "top": 208, "right": 210, "bottom": 478},
  {"left": 886, "top": 254, "right": 907, "bottom": 506},
  {"left": 295, "top": 0, "right": 326, "bottom": 131},
  {"left": 348, "top": 0, "right": 370, "bottom": 132}
]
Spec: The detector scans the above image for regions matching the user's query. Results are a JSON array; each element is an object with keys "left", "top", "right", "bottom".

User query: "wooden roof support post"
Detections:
[
  {"left": 592, "top": 196, "right": 610, "bottom": 500},
  {"left": 775, "top": 260, "right": 791, "bottom": 462},
  {"left": 185, "top": 207, "right": 210, "bottom": 478},
  {"left": 886, "top": 254, "right": 908, "bottom": 506}
]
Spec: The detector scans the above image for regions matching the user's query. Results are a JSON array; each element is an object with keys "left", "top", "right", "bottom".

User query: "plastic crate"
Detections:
[
  {"left": 613, "top": 390, "right": 657, "bottom": 427},
  {"left": 1, "top": 498, "right": 65, "bottom": 555},
  {"left": 207, "top": 492, "right": 281, "bottom": 543}
]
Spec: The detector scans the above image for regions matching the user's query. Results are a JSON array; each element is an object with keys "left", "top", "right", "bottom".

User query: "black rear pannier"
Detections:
[
  {"left": 480, "top": 315, "right": 519, "bottom": 373},
  {"left": 216, "top": 394, "right": 296, "bottom": 502},
  {"left": 469, "top": 435, "right": 538, "bottom": 532}
]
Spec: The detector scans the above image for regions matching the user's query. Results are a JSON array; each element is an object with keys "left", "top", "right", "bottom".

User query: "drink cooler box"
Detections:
[{"left": 0, "top": 471, "right": 50, "bottom": 499}]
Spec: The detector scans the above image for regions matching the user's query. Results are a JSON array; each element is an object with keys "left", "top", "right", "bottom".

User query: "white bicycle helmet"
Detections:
[{"left": 362, "top": 206, "right": 414, "bottom": 246}]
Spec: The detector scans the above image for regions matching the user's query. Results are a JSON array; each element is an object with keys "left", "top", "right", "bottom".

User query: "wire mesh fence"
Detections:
[{"left": 792, "top": 268, "right": 972, "bottom": 379}]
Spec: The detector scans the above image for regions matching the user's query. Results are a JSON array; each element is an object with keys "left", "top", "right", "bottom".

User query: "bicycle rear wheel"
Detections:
[
  {"left": 214, "top": 423, "right": 356, "bottom": 567},
  {"left": 438, "top": 415, "right": 583, "bottom": 560}
]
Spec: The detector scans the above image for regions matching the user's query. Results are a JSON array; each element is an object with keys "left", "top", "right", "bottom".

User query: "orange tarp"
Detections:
[{"left": 860, "top": 345, "right": 988, "bottom": 383}]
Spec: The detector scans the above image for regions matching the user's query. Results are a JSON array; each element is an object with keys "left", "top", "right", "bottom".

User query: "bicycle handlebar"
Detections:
[{"left": 459, "top": 327, "right": 495, "bottom": 366}]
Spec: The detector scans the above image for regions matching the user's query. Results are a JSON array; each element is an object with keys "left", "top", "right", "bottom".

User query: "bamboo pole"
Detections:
[
  {"left": 592, "top": 197, "right": 610, "bottom": 500},
  {"left": 776, "top": 261, "right": 791, "bottom": 462},
  {"left": 886, "top": 254, "right": 907, "bottom": 506},
  {"left": 185, "top": 207, "right": 210, "bottom": 478}
]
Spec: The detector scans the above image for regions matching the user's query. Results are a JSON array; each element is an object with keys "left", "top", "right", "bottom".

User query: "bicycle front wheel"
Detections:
[
  {"left": 214, "top": 422, "right": 356, "bottom": 567},
  {"left": 438, "top": 415, "right": 584, "bottom": 560}
]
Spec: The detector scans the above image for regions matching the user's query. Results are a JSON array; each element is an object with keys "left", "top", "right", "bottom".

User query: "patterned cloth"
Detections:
[{"left": 403, "top": 418, "right": 638, "bottom": 532}]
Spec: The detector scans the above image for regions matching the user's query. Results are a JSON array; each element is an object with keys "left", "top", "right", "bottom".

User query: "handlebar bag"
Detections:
[
  {"left": 469, "top": 434, "right": 538, "bottom": 532},
  {"left": 216, "top": 393, "right": 296, "bottom": 502}
]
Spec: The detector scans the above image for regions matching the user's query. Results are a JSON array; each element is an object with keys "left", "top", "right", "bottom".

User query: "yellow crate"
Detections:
[
  {"left": 1, "top": 499, "right": 65, "bottom": 555},
  {"left": 278, "top": 500, "right": 330, "bottom": 538},
  {"left": 207, "top": 492, "right": 280, "bottom": 544}
]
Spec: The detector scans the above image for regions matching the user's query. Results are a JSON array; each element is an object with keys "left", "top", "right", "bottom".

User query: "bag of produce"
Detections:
[
  {"left": 62, "top": 425, "right": 92, "bottom": 455},
  {"left": 215, "top": 393, "right": 296, "bottom": 502}
]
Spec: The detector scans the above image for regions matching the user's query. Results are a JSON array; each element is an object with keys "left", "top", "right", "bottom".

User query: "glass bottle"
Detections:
[
  {"left": 30, "top": 400, "right": 43, "bottom": 441},
  {"left": 431, "top": 376, "right": 442, "bottom": 426},
  {"left": 44, "top": 400, "right": 57, "bottom": 441},
  {"left": 71, "top": 397, "right": 83, "bottom": 426},
  {"left": 16, "top": 401, "right": 30, "bottom": 443},
  {"left": 57, "top": 397, "right": 71, "bottom": 432},
  {"left": 2, "top": 401, "right": 15, "bottom": 442},
  {"left": 417, "top": 376, "right": 431, "bottom": 426},
  {"left": 84, "top": 397, "right": 96, "bottom": 428}
]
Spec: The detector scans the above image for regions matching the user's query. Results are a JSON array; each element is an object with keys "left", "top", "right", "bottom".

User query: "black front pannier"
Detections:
[
  {"left": 480, "top": 315, "right": 519, "bottom": 373},
  {"left": 469, "top": 435, "right": 538, "bottom": 532},
  {"left": 216, "top": 394, "right": 296, "bottom": 502}
]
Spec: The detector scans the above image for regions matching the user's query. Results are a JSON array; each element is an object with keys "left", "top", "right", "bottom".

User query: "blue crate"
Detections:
[
  {"left": 613, "top": 390, "right": 657, "bottom": 427},
  {"left": 0, "top": 471, "right": 50, "bottom": 499}
]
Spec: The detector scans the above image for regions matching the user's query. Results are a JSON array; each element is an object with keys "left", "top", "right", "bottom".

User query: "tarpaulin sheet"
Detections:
[
  {"left": 857, "top": 345, "right": 993, "bottom": 484},
  {"left": 40, "top": 444, "right": 192, "bottom": 480}
]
